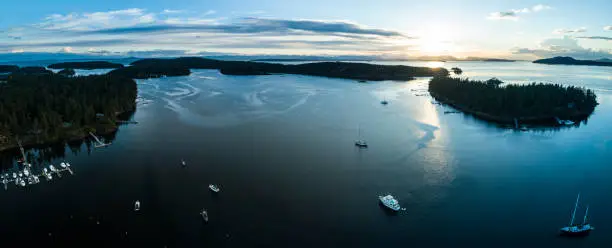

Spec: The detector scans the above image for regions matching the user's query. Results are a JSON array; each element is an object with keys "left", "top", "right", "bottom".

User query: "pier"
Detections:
[{"left": 89, "top": 132, "right": 111, "bottom": 148}]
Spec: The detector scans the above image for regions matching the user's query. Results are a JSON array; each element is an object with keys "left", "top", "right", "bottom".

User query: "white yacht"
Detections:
[
  {"left": 50, "top": 165, "right": 57, "bottom": 172},
  {"left": 379, "top": 195, "right": 401, "bottom": 211},
  {"left": 66, "top": 163, "right": 71, "bottom": 167},
  {"left": 134, "top": 201, "right": 141, "bottom": 211},
  {"left": 60, "top": 162, "right": 67, "bottom": 168},
  {"left": 23, "top": 169, "right": 29, "bottom": 177},
  {"left": 18, "top": 172, "right": 23, "bottom": 177},
  {"left": 12, "top": 173, "right": 16, "bottom": 179},
  {"left": 209, "top": 184, "right": 220, "bottom": 193},
  {"left": 19, "top": 179, "right": 26, "bottom": 187},
  {"left": 201, "top": 209, "right": 209, "bottom": 222}
]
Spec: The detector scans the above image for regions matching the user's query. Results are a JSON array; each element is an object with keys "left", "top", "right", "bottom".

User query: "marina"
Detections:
[{"left": 1, "top": 163, "right": 74, "bottom": 190}]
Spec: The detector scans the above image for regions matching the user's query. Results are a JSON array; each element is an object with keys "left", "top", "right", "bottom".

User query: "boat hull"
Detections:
[{"left": 560, "top": 229, "right": 591, "bottom": 237}]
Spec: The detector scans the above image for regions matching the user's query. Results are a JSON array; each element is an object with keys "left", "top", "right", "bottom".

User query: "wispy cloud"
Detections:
[
  {"left": 487, "top": 4, "right": 551, "bottom": 21},
  {"left": 85, "top": 17, "right": 409, "bottom": 38},
  {"left": 37, "top": 8, "right": 155, "bottom": 30},
  {"left": 605, "top": 26, "right": 612, "bottom": 31},
  {"left": 162, "top": 9, "right": 183, "bottom": 14},
  {"left": 553, "top": 27, "right": 587, "bottom": 34},
  {"left": 576, "top": 36, "right": 612, "bottom": 41}
]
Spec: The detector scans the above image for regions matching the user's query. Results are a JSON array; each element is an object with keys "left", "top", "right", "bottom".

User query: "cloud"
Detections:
[
  {"left": 60, "top": 47, "right": 73, "bottom": 53},
  {"left": 163, "top": 9, "right": 183, "bottom": 14},
  {"left": 553, "top": 27, "right": 587, "bottom": 34},
  {"left": 532, "top": 4, "right": 552, "bottom": 12},
  {"left": 512, "top": 36, "right": 612, "bottom": 59},
  {"left": 488, "top": 4, "right": 551, "bottom": 21},
  {"left": 37, "top": 8, "right": 155, "bottom": 30},
  {"left": 87, "top": 17, "right": 407, "bottom": 38},
  {"left": 605, "top": 26, "right": 612, "bottom": 31},
  {"left": 576, "top": 36, "right": 612, "bottom": 41}
]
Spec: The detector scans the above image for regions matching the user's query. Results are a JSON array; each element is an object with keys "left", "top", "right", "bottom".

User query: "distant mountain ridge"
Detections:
[{"left": 533, "top": 56, "right": 612, "bottom": 67}]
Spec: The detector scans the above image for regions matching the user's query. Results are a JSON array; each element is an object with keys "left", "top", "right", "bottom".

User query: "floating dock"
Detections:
[{"left": 89, "top": 132, "right": 111, "bottom": 148}]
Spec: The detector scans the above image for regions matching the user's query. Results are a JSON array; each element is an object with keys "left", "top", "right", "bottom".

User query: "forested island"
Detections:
[
  {"left": 123, "top": 57, "right": 448, "bottom": 80},
  {"left": 48, "top": 61, "right": 125, "bottom": 69},
  {"left": 0, "top": 73, "right": 137, "bottom": 151},
  {"left": 533, "top": 56, "right": 612, "bottom": 67},
  {"left": 429, "top": 76, "right": 598, "bottom": 125}
]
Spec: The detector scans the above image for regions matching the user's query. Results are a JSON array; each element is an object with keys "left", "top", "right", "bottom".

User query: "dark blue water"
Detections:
[{"left": 1, "top": 62, "right": 611, "bottom": 247}]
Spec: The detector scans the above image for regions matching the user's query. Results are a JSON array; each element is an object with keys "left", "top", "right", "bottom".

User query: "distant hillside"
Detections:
[
  {"left": 533, "top": 56, "right": 612, "bottom": 67},
  {"left": 48, "top": 61, "right": 125, "bottom": 70},
  {"left": 415, "top": 56, "right": 515, "bottom": 62},
  {"left": 120, "top": 57, "right": 449, "bottom": 81},
  {"left": 596, "top": 58, "right": 612, "bottom": 63}
]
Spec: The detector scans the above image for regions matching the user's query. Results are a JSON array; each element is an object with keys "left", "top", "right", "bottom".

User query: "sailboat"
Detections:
[
  {"left": 354, "top": 125, "right": 368, "bottom": 148},
  {"left": 560, "top": 193, "right": 594, "bottom": 237},
  {"left": 380, "top": 98, "right": 389, "bottom": 105}
]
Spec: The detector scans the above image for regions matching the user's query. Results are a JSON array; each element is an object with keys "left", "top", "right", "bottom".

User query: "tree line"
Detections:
[
  {"left": 428, "top": 76, "right": 598, "bottom": 123},
  {"left": 0, "top": 73, "right": 137, "bottom": 146}
]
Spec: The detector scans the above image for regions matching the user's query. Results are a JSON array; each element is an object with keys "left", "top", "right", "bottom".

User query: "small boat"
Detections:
[
  {"left": 33, "top": 176, "right": 40, "bottom": 183},
  {"left": 379, "top": 195, "right": 401, "bottom": 211},
  {"left": 354, "top": 125, "right": 368, "bottom": 148},
  {"left": 24, "top": 169, "right": 29, "bottom": 177},
  {"left": 66, "top": 163, "right": 71, "bottom": 167},
  {"left": 201, "top": 209, "right": 209, "bottom": 222},
  {"left": 18, "top": 172, "right": 23, "bottom": 177},
  {"left": 19, "top": 179, "right": 26, "bottom": 187},
  {"left": 12, "top": 173, "right": 17, "bottom": 179},
  {"left": 60, "top": 162, "right": 67, "bottom": 168},
  {"left": 50, "top": 165, "right": 57, "bottom": 172},
  {"left": 134, "top": 201, "right": 141, "bottom": 211},
  {"left": 181, "top": 159, "right": 186, "bottom": 167},
  {"left": 560, "top": 193, "right": 594, "bottom": 237},
  {"left": 209, "top": 184, "right": 220, "bottom": 193},
  {"left": 381, "top": 100, "right": 388, "bottom": 105}
]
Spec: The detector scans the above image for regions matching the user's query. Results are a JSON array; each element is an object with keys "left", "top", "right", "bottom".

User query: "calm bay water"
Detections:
[{"left": 1, "top": 61, "right": 611, "bottom": 247}]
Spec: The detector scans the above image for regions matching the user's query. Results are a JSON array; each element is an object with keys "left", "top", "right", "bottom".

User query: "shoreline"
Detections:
[{"left": 0, "top": 110, "right": 134, "bottom": 153}]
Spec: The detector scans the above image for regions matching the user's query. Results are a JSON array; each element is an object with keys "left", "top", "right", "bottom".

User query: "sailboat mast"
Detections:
[
  {"left": 569, "top": 193, "right": 580, "bottom": 226},
  {"left": 582, "top": 205, "right": 589, "bottom": 225}
]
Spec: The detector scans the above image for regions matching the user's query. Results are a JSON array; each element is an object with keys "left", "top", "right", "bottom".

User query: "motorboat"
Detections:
[
  {"left": 379, "top": 195, "right": 401, "bottom": 211},
  {"left": 209, "top": 184, "right": 220, "bottom": 193},
  {"left": 66, "top": 163, "right": 71, "bottom": 167},
  {"left": 134, "top": 201, "right": 141, "bottom": 211},
  {"left": 560, "top": 193, "right": 594, "bottom": 237},
  {"left": 381, "top": 100, "right": 389, "bottom": 105},
  {"left": 18, "top": 172, "right": 23, "bottom": 177},
  {"left": 24, "top": 169, "right": 29, "bottom": 177},
  {"left": 33, "top": 176, "right": 40, "bottom": 183},
  {"left": 50, "top": 165, "right": 57, "bottom": 172},
  {"left": 19, "top": 179, "right": 26, "bottom": 187},
  {"left": 201, "top": 209, "right": 209, "bottom": 222},
  {"left": 12, "top": 173, "right": 16, "bottom": 179},
  {"left": 181, "top": 159, "right": 186, "bottom": 167},
  {"left": 60, "top": 162, "right": 67, "bottom": 168}
]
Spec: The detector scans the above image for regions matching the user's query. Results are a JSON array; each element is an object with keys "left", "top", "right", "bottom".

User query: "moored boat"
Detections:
[
  {"left": 209, "top": 184, "right": 220, "bottom": 193},
  {"left": 134, "top": 201, "right": 141, "bottom": 211},
  {"left": 560, "top": 193, "right": 594, "bottom": 237},
  {"left": 379, "top": 195, "right": 401, "bottom": 211}
]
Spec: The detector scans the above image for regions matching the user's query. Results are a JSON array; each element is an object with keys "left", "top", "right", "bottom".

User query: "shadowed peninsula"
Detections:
[
  {"left": 429, "top": 76, "right": 598, "bottom": 125},
  {"left": 0, "top": 73, "right": 137, "bottom": 151},
  {"left": 117, "top": 57, "right": 449, "bottom": 81},
  {"left": 48, "top": 61, "right": 125, "bottom": 69}
]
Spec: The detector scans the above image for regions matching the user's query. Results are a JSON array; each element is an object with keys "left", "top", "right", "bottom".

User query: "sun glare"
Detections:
[{"left": 419, "top": 25, "right": 455, "bottom": 55}]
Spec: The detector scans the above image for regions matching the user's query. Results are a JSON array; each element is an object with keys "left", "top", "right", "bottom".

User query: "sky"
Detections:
[{"left": 0, "top": 0, "right": 611, "bottom": 59}]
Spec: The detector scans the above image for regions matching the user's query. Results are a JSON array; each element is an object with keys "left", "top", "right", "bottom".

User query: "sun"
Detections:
[{"left": 418, "top": 25, "right": 455, "bottom": 56}]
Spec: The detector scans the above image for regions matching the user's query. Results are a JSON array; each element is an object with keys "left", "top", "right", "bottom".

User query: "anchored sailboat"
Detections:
[
  {"left": 560, "top": 193, "right": 594, "bottom": 237},
  {"left": 89, "top": 132, "right": 111, "bottom": 148},
  {"left": 354, "top": 125, "right": 368, "bottom": 148}
]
